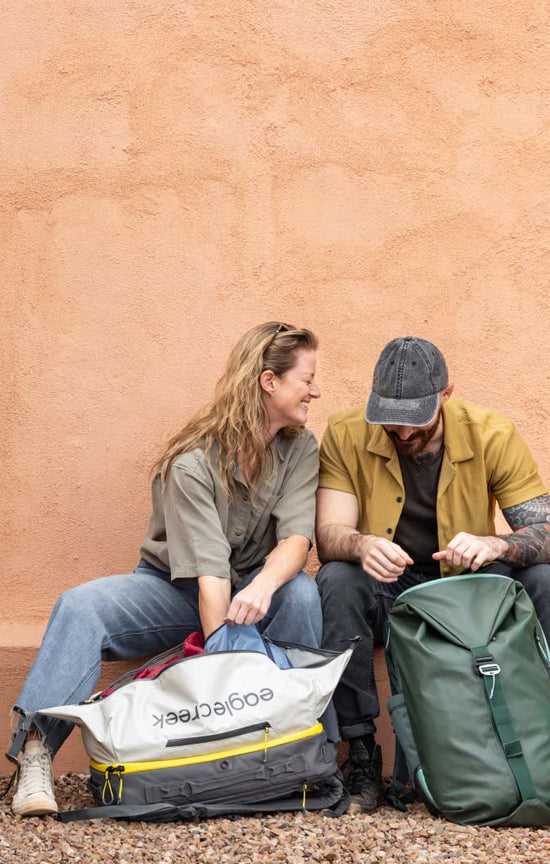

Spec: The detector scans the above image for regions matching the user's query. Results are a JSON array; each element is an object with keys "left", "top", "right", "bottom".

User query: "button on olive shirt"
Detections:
[
  {"left": 319, "top": 399, "right": 547, "bottom": 577},
  {"left": 140, "top": 430, "right": 319, "bottom": 585}
]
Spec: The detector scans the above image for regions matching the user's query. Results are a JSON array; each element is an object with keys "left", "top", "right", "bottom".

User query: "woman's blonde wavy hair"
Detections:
[{"left": 154, "top": 321, "right": 318, "bottom": 495}]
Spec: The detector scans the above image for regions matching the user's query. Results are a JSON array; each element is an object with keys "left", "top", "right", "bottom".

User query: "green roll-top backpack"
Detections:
[{"left": 386, "top": 573, "right": 550, "bottom": 827}]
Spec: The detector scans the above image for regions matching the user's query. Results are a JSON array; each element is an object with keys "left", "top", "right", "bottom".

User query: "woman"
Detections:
[{"left": 9, "top": 321, "right": 322, "bottom": 816}]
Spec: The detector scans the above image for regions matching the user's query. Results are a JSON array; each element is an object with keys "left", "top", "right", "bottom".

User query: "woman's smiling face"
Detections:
[{"left": 264, "top": 349, "right": 320, "bottom": 433}]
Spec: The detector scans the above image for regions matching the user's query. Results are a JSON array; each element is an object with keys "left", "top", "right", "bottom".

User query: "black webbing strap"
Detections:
[
  {"left": 58, "top": 802, "right": 185, "bottom": 822},
  {"left": 471, "top": 646, "right": 536, "bottom": 802},
  {"left": 6, "top": 713, "right": 35, "bottom": 765},
  {"left": 0, "top": 769, "right": 19, "bottom": 801}
]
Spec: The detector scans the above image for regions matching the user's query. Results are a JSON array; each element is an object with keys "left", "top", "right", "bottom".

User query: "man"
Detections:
[{"left": 316, "top": 336, "right": 550, "bottom": 814}]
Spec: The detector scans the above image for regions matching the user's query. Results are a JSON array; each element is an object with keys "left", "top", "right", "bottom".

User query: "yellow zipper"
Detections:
[{"left": 90, "top": 722, "right": 323, "bottom": 775}]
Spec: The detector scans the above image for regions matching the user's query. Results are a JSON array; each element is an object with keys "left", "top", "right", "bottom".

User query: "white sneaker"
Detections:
[{"left": 12, "top": 739, "right": 58, "bottom": 817}]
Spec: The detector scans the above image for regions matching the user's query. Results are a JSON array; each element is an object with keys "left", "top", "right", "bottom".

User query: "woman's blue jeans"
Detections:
[{"left": 10, "top": 560, "right": 323, "bottom": 758}]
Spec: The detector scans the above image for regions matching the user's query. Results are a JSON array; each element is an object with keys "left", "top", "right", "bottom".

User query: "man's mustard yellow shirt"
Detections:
[{"left": 318, "top": 399, "right": 547, "bottom": 577}]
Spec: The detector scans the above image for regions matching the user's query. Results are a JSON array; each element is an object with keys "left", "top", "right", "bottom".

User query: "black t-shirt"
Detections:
[{"left": 393, "top": 447, "right": 444, "bottom": 578}]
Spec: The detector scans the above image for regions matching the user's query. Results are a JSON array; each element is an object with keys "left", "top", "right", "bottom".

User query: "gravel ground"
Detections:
[{"left": 1, "top": 774, "right": 548, "bottom": 863}]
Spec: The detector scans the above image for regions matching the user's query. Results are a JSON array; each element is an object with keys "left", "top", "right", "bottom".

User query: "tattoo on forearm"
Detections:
[{"left": 499, "top": 495, "right": 550, "bottom": 567}]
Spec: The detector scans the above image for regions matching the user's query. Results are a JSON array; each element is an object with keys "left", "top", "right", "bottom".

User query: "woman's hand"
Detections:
[
  {"left": 224, "top": 575, "right": 277, "bottom": 626},
  {"left": 225, "top": 535, "right": 309, "bottom": 627}
]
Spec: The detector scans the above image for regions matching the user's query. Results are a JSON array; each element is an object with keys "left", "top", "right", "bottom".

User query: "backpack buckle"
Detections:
[
  {"left": 472, "top": 654, "right": 501, "bottom": 677},
  {"left": 477, "top": 662, "right": 501, "bottom": 677}
]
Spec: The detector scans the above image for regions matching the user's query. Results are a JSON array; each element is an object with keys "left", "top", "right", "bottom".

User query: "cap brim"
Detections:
[{"left": 365, "top": 392, "right": 439, "bottom": 426}]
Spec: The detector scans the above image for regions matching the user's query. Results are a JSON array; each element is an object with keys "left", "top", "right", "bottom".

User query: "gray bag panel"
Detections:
[
  {"left": 61, "top": 729, "right": 349, "bottom": 822},
  {"left": 58, "top": 774, "right": 349, "bottom": 823},
  {"left": 90, "top": 732, "right": 338, "bottom": 807}
]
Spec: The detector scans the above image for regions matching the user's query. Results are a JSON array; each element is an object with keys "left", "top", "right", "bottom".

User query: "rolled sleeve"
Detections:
[
  {"left": 273, "top": 433, "right": 319, "bottom": 542},
  {"left": 318, "top": 421, "right": 356, "bottom": 495},
  {"left": 163, "top": 463, "right": 232, "bottom": 581},
  {"left": 488, "top": 421, "right": 548, "bottom": 510}
]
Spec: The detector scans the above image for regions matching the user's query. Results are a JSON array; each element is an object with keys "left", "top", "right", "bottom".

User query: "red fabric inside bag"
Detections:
[{"left": 99, "top": 631, "right": 205, "bottom": 697}]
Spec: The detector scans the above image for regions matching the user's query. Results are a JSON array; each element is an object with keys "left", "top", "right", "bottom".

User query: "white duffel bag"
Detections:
[{"left": 39, "top": 625, "right": 352, "bottom": 822}]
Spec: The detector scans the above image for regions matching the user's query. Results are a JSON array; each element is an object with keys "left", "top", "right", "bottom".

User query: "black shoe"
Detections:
[{"left": 343, "top": 738, "right": 382, "bottom": 814}]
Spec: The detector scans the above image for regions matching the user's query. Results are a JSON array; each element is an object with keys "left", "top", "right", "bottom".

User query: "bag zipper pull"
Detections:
[
  {"left": 101, "top": 765, "right": 125, "bottom": 805},
  {"left": 263, "top": 725, "right": 270, "bottom": 762}
]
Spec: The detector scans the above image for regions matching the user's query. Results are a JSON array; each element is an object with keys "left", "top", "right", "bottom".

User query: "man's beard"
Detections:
[{"left": 385, "top": 410, "right": 442, "bottom": 457}]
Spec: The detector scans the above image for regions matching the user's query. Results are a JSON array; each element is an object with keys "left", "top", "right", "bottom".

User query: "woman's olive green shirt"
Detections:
[{"left": 140, "top": 430, "right": 319, "bottom": 586}]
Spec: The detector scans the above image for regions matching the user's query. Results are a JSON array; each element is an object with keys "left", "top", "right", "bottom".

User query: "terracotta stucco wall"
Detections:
[{"left": 2, "top": 1, "right": 550, "bottom": 773}]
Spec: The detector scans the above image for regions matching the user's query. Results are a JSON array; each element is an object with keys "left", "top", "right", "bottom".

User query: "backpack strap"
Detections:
[
  {"left": 384, "top": 627, "right": 416, "bottom": 811},
  {"left": 384, "top": 740, "right": 413, "bottom": 812},
  {"left": 471, "top": 646, "right": 537, "bottom": 802}
]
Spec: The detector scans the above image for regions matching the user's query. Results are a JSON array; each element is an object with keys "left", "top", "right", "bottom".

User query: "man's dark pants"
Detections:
[{"left": 317, "top": 561, "right": 550, "bottom": 741}]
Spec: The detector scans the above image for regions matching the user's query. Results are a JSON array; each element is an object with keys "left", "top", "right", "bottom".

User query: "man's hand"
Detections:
[
  {"left": 225, "top": 574, "right": 277, "bottom": 626},
  {"left": 316, "top": 488, "right": 412, "bottom": 581},
  {"left": 433, "top": 532, "right": 508, "bottom": 572},
  {"left": 358, "top": 536, "right": 414, "bottom": 582}
]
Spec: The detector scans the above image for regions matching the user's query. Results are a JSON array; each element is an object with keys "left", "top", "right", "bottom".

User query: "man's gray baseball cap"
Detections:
[{"left": 366, "top": 337, "right": 448, "bottom": 426}]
